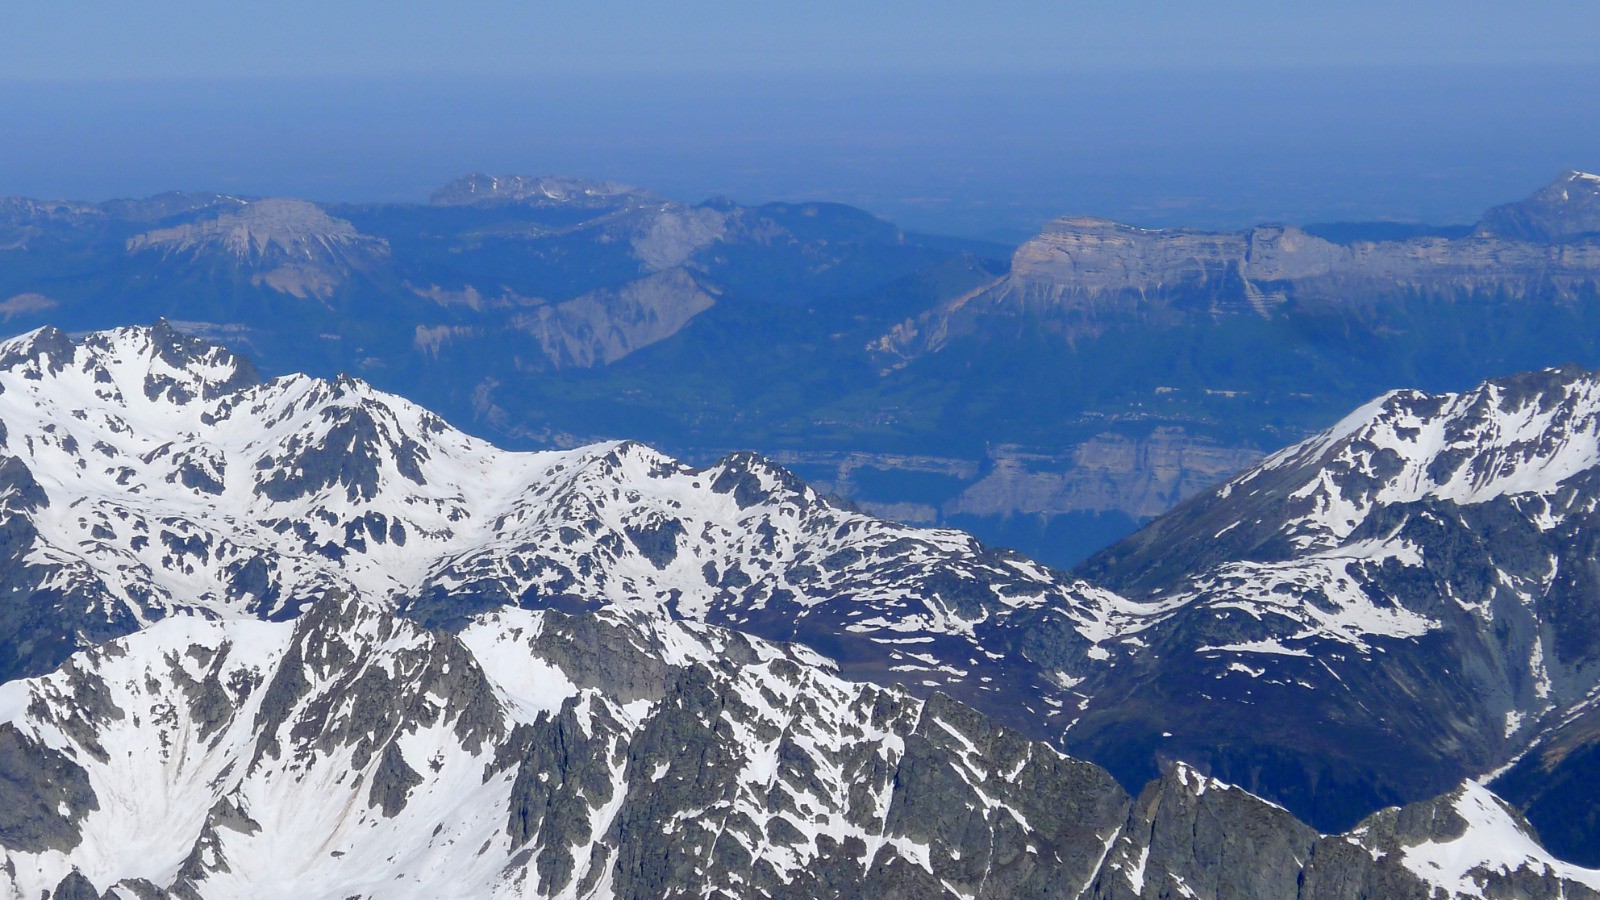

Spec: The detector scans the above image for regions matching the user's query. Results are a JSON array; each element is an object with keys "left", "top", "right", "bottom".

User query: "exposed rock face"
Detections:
[
  {"left": 875, "top": 173, "right": 1600, "bottom": 362},
  {"left": 509, "top": 267, "right": 719, "bottom": 369},
  {"left": 0, "top": 324, "right": 1142, "bottom": 741},
  {"left": 1481, "top": 171, "right": 1600, "bottom": 242},
  {"left": 1007, "top": 217, "right": 1348, "bottom": 296},
  {"left": 1073, "top": 365, "right": 1600, "bottom": 832},
  {"left": 0, "top": 593, "right": 1136, "bottom": 898},
  {"left": 125, "top": 199, "right": 390, "bottom": 298},
  {"left": 946, "top": 433, "right": 1263, "bottom": 521},
  {"left": 1, "top": 589, "right": 1595, "bottom": 899},
  {"left": 0, "top": 293, "right": 58, "bottom": 323},
  {"left": 13, "top": 323, "right": 1600, "bottom": 895},
  {"left": 629, "top": 205, "right": 729, "bottom": 270},
  {"left": 1305, "top": 784, "right": 1600, "bottom": 900}
]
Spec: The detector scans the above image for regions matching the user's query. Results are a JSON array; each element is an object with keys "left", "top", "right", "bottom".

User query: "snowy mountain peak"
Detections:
[
  {"left": 0, "top": 322, "right": 260, "bottom": 407},
  {"left": 1250, "top": 364, "right": 1600, "bottom": 549},
  {"left": 429, "top": 173, "right": 656, "bottom": 208},
  {"left": 0, "top": 323, "right": 1133, "bottom": 744},
  {"left": 1072, "top": 362, "right": 1600, "bottom": 839},
  {"left": 1346, "top": 782, "right": 1600, "bottom": 897}
]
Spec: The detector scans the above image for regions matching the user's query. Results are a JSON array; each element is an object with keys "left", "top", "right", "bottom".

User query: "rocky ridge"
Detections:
[
  {"left": 124, "top": 199, "right": 391, "bottom": 299},
  {"left": 13, "top": 323, "right": 1600, "bottom": 843},
  {"left": 875, "top": 171, "right": 1600, "bottom": 363},
  {"left": 3, "top": 589, "right": 1597, "bottom": 899},
  {"left": 0, "top": 324, "right": 1141, "bottom": 739},
  {"left": 1481, "top": 170, "right": 1600, "bottom": 242},
  {"left": 1071, "top": 364, "right": 1600, "bottom": 832},
  {"left": 5, "top": 324, "right": 1600, "bottom": 895}
]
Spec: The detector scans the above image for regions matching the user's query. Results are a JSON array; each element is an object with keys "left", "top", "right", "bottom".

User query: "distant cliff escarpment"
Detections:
[{"left": 875, "top": 171, "right": 1600, "bottom": 363}]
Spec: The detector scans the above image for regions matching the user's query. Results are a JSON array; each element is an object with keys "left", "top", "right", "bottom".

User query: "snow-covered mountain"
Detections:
[
  {"left": 429, "top": 174, "right": 660, "bottom": 209},
  {"left": 1074, "top": 364, "right": 1600, "bottom": 834},
  {"left": 0, "top": 322, "right": 1138, "bottom": 737},
  {"left": 5, "top": 589, "right": 1596, "bottom": 899},
  {"left": 5, "top": 323, "right": 1600, "bottom": 896},
  {"left": 0, "top": 593, "right": 1132, "bottom": 898}
]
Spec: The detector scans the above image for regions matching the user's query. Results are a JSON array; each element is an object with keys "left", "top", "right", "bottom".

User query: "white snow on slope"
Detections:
[
  {"left": 0, "top": 596, "right": 1077, "bottom": 899},
  {"left": 0, "top": 325, "right": 1126, "bottom": 654},
  {"left": 1399, "top": 783, "right": 1600, "bottom": 896},
  {"left": 1244, "top": 371, "right": 1600, "bottom": 549}
]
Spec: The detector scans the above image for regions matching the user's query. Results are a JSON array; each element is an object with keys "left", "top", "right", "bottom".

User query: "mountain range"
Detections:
[
  {"left": 6, "top": 323, "right": 1600, "bottom": 896},
  {"left": 5, "top": 172, "right": 1600, "bottom": 571}
]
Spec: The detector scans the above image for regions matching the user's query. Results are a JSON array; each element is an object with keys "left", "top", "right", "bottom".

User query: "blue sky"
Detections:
[
  {"left": 3, "top": 4, "right": 1598, "bottom": 238},
  {"left": 6, "top": 1, "right": 1598, "bottom": 80}
]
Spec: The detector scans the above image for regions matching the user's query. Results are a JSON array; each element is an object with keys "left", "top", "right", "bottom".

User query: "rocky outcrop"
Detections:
[
  {"left": 125, "top": 199, "right": 390, "bottom": 298},
  {"left": 1071, "top": 365, "right": 1600, "bottom": 833},
  {"left": 510, "top": 267, "right": 718, "bottom": 369},
  {"left": 947, "top": 433, "right": 1263, "bottom": 521},
  {"left": 0, "top": 293, "right": 57, "bottom": 323},
  {"left": 0, "top": 324, "right": 1136, "bottom": 736},
  {"left": 1480, "top": 170, "right": 1600, "bottom": 242},
  {"left": 876, "top": 172, "right": 1600, "bottom": 361},
  {"left": 1, "top": 588, "right": 1595, "bottom": 899}
]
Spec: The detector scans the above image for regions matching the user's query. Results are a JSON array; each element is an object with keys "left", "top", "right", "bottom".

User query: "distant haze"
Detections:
[
  {"left": 4, "top": 2, "right": 1599, "bottom": 240},
  {"left": 4, "top": 66, "right": 1597, "bottom": 241}
]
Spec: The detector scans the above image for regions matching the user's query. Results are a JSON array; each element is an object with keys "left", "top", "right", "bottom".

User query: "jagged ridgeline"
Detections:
[
  {"left": 8, "top": 594, "right": 1598, "bottom": 898},
  {"left": 1072, "top": 363, "right": 1600, "bottom": 855},
  {"left": 4, "top": 324, "right": 1600, "bottom": 897}
]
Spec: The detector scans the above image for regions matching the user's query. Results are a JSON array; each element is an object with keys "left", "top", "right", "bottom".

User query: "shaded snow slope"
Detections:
[{"left": 1071, "top": 364, "right": 1600, "bottom": 834}]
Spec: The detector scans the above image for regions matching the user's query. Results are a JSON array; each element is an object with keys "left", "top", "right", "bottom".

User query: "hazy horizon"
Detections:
[{"left": 6, "top": 2, "right": 1600, "bottom": 241}]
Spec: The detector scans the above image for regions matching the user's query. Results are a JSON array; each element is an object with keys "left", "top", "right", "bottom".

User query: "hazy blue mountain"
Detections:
[{"left": 4, "top": 172, "right": 1600, "bottom": 572}]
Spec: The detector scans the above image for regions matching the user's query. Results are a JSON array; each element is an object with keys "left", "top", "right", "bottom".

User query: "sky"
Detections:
[
  {"left": 4, "top": 3, "right": 1599, "bottom": 239},
  {"left": 5, "top": 2, "right": 1598, "bottom": 79}
]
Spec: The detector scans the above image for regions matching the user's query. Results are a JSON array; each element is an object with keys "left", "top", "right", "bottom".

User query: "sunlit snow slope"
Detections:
[
  {"left": 5, "top": 593, "right": 1597, "bottom": 900},
  {"left": 0, "top": 322, "right": 1137, "bottom": 734}
]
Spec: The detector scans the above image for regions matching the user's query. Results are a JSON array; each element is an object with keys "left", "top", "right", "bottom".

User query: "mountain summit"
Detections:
[
  {"left": 1479, "top": 170, "right": 1600, "bottom": 242},
  {"left": 0, "top": 323, "right": 1138, "bottom": 734},
  {"left": 125, "top": 199, "right": 390, "bottom": 298},
  {"left": 1072, "top": 364, "right": 1600, "bottom": 833},
  {"left": 428, "top": 173, "right": 657, "bottom": 208},
  {"left": 3, "top": 328, "right": 1600, "bottom": 898}
]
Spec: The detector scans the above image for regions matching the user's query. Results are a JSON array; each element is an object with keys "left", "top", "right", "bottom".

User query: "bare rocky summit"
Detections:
[
  {"left": 125, "top": 199, "right": 390, "bottom": 298},
  {"left": 1480, "top": 170, "right": 1600, "bottom": 242}
]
